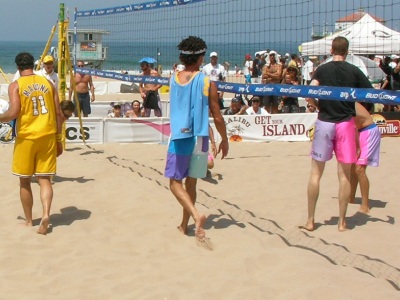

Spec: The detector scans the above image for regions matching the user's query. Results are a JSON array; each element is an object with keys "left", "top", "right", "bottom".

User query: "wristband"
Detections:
[{"left": 56, "top": 133, "right": 62, "bottom": 142}]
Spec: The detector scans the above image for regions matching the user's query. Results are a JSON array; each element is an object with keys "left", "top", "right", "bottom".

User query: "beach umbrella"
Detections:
[
  {"left": 139, "top": 57, "right": 157, "bottom": 64},
  {"left": 323, "top": 54, "right": 385, "bottom": 83}
]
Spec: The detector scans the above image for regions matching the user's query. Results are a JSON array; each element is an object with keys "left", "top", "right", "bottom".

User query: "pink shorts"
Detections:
[
  {"left": 311, "top": 118, "right": 357, "bottom": 163},
  {"left": 357, "top": 123, "right": 381, "bottom": 167}
]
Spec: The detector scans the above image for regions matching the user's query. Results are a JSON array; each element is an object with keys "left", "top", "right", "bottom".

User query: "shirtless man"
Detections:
[
  {"left": 349, "top": 102, "right": 381, "bottom": 214},
  {"left": 69, "top": 61, "right": 95, "bottom": 117},
  {"left": 139, "top": 61, "right": 162, "bottom": 117},
  {"left": 261, "top": 52, "right": 282, "bottom": 114}
]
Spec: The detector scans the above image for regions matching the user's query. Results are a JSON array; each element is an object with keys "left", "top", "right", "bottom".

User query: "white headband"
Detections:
[{"left": 180, "top": 48, "right": 206, "bottom": 55}]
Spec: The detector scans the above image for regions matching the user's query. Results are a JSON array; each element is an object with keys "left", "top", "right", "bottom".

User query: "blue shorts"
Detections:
[
  {"left": 311, "top": 118, "right": 357, "bottom": 163},
  {"left": 165, "top": 136, "right": 209, "bottom": 180},
  {"left": 75, "top": 92, "right": 91, "bottom": 115}
]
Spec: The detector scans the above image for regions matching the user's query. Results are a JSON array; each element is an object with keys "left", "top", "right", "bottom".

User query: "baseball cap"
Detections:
[
  {"left": 210, "top": 52, "right": 218, "bottom": 57},
  {"left": 285, "top": 53, "right": 290, "bottom": 57},
  {"left": 245, "top": 54, "right": 251, "bottom": 59},
  {"left": 113, "top": 102, "right": 121, "bottom": 109},
  {"left": 231, "top": 97, "right": 240, "bottom": 103},
  {"left": 43, "top": 55, "right": 54, "bottom": 64}
]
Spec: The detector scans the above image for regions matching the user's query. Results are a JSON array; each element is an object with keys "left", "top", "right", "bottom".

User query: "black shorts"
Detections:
[{"left": 263, "top": 95, "right": 280, "bottom": 107}]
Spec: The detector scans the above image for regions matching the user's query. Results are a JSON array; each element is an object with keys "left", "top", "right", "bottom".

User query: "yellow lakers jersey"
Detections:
[{"left": 16, "top": 75, "right": 56, "bottom": 139}]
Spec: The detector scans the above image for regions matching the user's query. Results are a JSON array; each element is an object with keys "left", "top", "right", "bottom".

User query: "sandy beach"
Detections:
[
  {"left": 1, "top": 71, "right": 400, "bottom": 299},
  {"left": 0, "top": 136, "right": 399, "bottom": 299}
]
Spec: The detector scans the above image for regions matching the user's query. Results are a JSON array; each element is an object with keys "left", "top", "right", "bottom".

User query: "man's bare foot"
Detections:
[
  {"left": 177, "top": 225, "right": 187, "bottom": 235},
  {"left": 195, "top": 215, "right": 213, "bottom": 250},
  {"left": 358, "top": 206, "right": 370, "bottom": 214},
  {"left": 37, "top": 217, "right": 50, "bottom": 235},
  {"left": 194, "top": 215, "right": 206, "bottom": 238},
  {"left": 298, "top": 221, "right": 314, "bottom": 231},
  {"left": 338, "top": 222, "right": 348, "bottom": 232}
]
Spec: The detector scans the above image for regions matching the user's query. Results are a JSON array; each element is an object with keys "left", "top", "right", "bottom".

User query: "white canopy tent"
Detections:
[{"left": 300, "top": 14, "right": 400, "bottom": 56}]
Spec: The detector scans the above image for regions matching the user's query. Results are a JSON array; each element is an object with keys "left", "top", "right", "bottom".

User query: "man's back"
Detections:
[
  {"left": 16, "top": 74, "right": 56, "bottom": 139},
  {"left": 313, "top": 61, "right": 372, "bottom": 122}
]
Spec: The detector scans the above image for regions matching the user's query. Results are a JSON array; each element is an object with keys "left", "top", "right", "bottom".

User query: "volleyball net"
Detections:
[{"left": 72, "top": 0, "right": 400, "bottom": 105}]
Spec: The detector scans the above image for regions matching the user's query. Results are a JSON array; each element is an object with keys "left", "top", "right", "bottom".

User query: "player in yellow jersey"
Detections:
[{"left": 0, "top": 52, "right": 63, "bottom": 235}]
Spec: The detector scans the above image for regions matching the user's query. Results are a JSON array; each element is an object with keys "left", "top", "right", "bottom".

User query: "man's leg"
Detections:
[
  {"left": 303, "top": 159, "right": 325, "bottom": 231},
  {"left": 337, "top": 162, "right": 352, "bottom": 231},
  {"left": 19, "top": 177, "right": 34, "bottom": 226},
  {"left": 36, "top": 176, "right": 53, "bottom": 235},
  {"left": 170, "top": 178, "right": 206, "bottom": 237},
  {"left": 349, "top": 164, "right": 358, "bottom": 203},
  {"left": 177, "top": 177, "right": 197, "bottom": 234},
  {"left": 355, "top": 164, "right": 370, "bottom": 214}
]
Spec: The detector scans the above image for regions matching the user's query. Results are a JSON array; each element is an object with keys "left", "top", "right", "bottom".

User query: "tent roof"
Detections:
[{"left": 300, "top": 13, "right": 400, "bottom": 55}]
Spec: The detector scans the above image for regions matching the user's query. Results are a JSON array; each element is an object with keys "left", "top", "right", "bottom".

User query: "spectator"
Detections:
[
  {"left": 202, "top": 52, "right": 227, "bottom": 109},
  {"left": 301, "top": 56, "right": 314, "bottom": 85},
  {"left": 69, "top": 61, "right": 95, "bottom": 117},
  {"left": 36, "top": 55, "right": 59, "bottom": 89},
  {"left": 243, "top": 54, "right": 253, "bottom": 84},
  {"left": 281, "top": 73, "right": 299, "bottom": 113},
  {"left": 125, "top": 100, "right": 143, "bottom": 118},
  {"left": 139, "top": 61, "right": 162, "bottom": 117},
  {"left": 246, "top": 96, "right": 269, "bottom": 115},
  {"left": 261, "top": 51, "right": 282, "bottom": 114},
  {"left": 107, "top": 103, "right": 123, "bottom": 118},
  {"left": 223, "top": 97, "right": 247, "bottom": 115},
  {"left": 251, "top": 54, "right": 261, "bottom": 84}
]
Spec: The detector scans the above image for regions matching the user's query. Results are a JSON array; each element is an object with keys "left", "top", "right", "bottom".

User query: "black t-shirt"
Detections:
[{"left": 313, "top": 61, "right": 372, "bottom": 123}]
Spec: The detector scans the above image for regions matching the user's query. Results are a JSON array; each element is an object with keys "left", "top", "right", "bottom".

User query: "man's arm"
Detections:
[
  {"left": 68, "top": 75, "right": 74, "bottom": 101},
  {"left": 209, "top": 81, "right": 228, "bottom": 159},
  {"left": 0, "top": 81, "right": 21, "bottom": 122},
  {"left": 305, "top": 78, "right": 319, "bottom": 107},
  {"left": 89, "top": 76, "right": 95, "bottom": 102},
  {"left": 151, "top": 70, "right": 162, "bottom": 91},
  {"left": 52, "top": 85, "right": 63, "bottom": 157}
]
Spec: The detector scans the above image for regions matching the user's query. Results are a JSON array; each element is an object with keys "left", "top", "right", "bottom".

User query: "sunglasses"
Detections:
[
  {"left": 62, "top": 110, "right": 73, "bottom": 119},
  {"left": 77, "top": 65, "right": 84, "bottom": 68},
  {"left": 307, "top": 105, "right": 313, "bottom": 108},
  {"left": 252, "top": 100, "right": 260, "bottom": 103}
]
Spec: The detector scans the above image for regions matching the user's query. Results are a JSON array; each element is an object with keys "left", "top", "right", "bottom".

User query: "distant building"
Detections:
[
  {"left": 311, "top": 8, "right": 385, "bottom": 41},
  {"left": 335, "top": 8, "right": 385, "bottom": 31}
]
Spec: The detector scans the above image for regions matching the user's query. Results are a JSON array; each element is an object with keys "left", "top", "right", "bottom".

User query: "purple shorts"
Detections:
[
  {"left": 165, "top": 136, "right": 209, "bottom": 180},
  {"left": 310, "top": 118, "right": 357, "bottom": 163},
  {"left": 357, "top": 123, "right": 381, "bottom": 167}
]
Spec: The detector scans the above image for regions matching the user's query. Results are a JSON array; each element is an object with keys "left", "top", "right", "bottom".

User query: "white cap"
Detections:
[
  {"left": 268, "top": 50, "right": 277, "bottom": 56},
  {"left": 210, "top": 52, "right": 218, "bottom": 57},
  {"left": 176, "top": 64, "right": 185, "bottom": 71},
  {"left": 391, "top": 54, "right": 399, "bottom": 60},
  {"left": 285, "top": 53, "right": 290, "bottom": 57}
]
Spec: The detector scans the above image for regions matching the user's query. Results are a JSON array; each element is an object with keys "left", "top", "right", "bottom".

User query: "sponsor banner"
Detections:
[
  {"left": 64, "top": 113, "right": 400, "bottom": 144},
  {"left": 103, "top": 118, "right": 170, "bottom": 143},
  {"left": 76, "top": 0, "right": 206, "bottom": 17},
  {"left": 65, "top": 118, "right": 104, "bottom": 144},
  {"left": 371, "top": 112, "right": 400, "bottom": 137},
  {"left": 224, "top": 114, "right": 317, "bottom": 142}
]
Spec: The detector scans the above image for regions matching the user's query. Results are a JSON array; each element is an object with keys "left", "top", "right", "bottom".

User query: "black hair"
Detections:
[
  {"left": 15, "top": 52, "right": 34, "bottom": 71},
  {"left": 60, "top": 100, "right": 76, "bottom": 112},
  {"left": 178, "top": 36, "right": 207, "bottom": 66}
]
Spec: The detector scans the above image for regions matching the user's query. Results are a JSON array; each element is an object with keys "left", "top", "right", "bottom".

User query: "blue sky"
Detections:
[{"left": 1, "top": 0, "right": 399, "bottom": 42}]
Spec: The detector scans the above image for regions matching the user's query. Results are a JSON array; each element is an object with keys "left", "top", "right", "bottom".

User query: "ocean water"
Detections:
[{"left": 0, "top": 40, "right": 299, "bottom": 74}]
